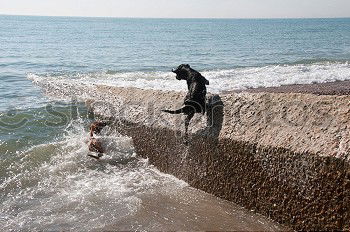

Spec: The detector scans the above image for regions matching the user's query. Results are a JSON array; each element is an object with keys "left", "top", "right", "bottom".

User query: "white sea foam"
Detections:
[
  {"left": 28, "top": 62, "right": 350, "bottom": 94},
  {"left": 0, "top": 119, "right": 187, "bottom": 231}
]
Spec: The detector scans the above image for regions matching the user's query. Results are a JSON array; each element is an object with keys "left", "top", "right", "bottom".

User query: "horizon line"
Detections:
[{"left": 1, "top": 13, "right": 350, "bottom": 20}]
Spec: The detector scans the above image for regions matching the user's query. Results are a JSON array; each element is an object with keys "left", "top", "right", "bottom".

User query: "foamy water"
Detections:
[
  {"left": 28, "top": 61, "right": 350, "bottom": 94},
  {"left": 0, "top": 118, "right": 185, "bottom": 230}
]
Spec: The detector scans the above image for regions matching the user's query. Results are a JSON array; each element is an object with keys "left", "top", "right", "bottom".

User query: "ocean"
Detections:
[{"left": 0, "top": 15, "right": 349, "bottom": 230}]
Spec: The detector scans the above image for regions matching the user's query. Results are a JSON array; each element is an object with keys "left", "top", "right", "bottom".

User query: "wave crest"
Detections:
[{"left": 28, "top": 61, "right": 350, "bottom": 94}]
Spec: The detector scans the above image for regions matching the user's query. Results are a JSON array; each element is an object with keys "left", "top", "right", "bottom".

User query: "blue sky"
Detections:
[{"left": 1, "top": 0, "right": 349, "bottom": 18}]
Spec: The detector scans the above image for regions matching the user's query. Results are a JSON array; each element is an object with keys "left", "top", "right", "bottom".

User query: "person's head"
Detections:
[{"left": 89, "top": 121, "right": 107, "bottom": 136}]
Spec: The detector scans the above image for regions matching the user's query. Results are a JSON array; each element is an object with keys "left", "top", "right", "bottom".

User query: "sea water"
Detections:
[{"left": 1, "top": 15, "right": 349, "bottom": 230}]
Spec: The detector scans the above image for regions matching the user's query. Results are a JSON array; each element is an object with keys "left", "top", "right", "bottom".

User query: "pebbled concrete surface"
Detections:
[{"left": 90, "top": 85, "right": 350, "bottom": 161}]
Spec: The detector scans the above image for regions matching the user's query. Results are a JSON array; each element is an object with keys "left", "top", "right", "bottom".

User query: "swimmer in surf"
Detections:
[{"left": 88, "top": 121, "right": 108, "bottom": 159}]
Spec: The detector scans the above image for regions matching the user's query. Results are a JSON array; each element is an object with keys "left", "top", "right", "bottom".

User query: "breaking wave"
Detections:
[{"left": 28, "top": 61, "right": 350, "bottom": 93}]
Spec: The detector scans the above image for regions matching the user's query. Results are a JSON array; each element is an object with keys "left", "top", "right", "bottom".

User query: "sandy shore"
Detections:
[{"left": 230, "top": 80, "right": 350, "bottom": 95}]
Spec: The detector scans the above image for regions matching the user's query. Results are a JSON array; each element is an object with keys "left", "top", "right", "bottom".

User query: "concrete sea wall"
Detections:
[{"left": 47, "top": 84, "right": 349, "bottom": 230}]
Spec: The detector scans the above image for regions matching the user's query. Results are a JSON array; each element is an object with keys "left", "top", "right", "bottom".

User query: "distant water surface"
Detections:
[{"left": 1, "top": 16, "right": 350, "bottom": 110}]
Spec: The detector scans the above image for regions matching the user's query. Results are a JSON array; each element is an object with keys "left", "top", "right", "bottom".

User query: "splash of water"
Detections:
[{"left": 0, "top": 118, "right": 187, "bottom": 231}]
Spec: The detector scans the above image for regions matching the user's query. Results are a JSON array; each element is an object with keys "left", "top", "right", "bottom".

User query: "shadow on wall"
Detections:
[{"left": 196, "top": 94, "right": 224, "bottom": 139}]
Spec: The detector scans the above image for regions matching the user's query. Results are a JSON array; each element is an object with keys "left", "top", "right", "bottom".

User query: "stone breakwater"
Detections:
[{"left": 41, "top": 83, "right": 349, "bottom": 230}]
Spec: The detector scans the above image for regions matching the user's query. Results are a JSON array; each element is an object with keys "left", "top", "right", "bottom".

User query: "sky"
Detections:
[{"left": 0, "top": 0, "right": 350, "bottom": 19}]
